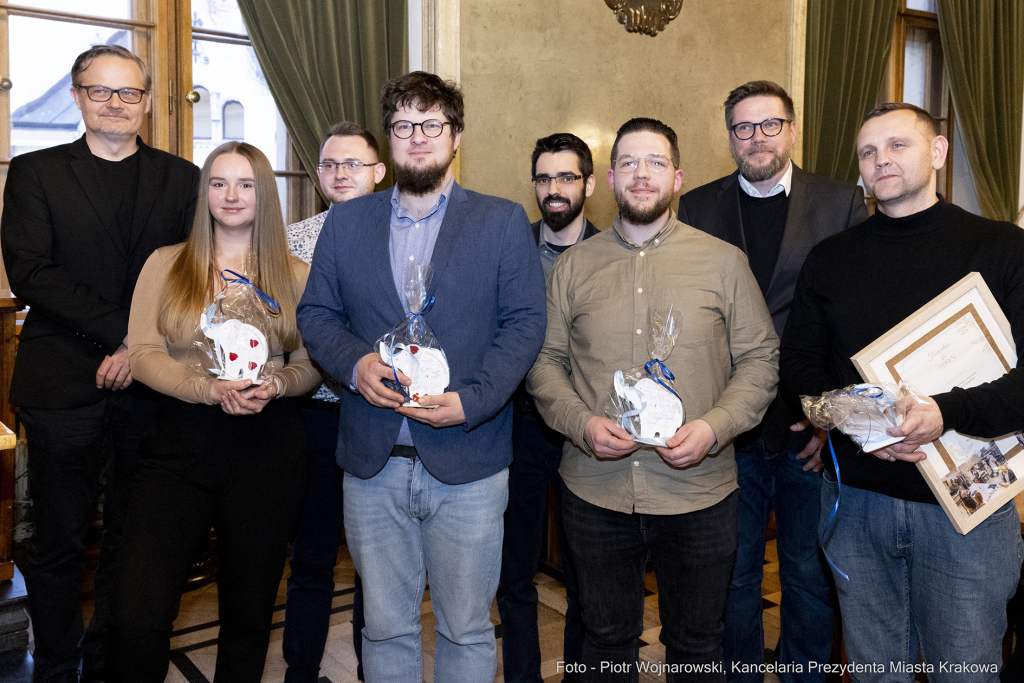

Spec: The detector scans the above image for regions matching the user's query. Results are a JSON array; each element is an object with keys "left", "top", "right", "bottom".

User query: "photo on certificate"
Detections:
[
  {"left": 940, "top": 441, "right": 1017, "bottom": 516},
  {"left": 853, "top": 272, "right": 1024, "bottom": 534}
]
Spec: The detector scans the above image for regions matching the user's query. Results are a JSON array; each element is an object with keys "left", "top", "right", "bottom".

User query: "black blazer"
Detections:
[
  {"left": 678, "top": 165, "right": 867, "bottom": 449},
  {"left": 1, "top": 135, "right": 200, "bottom": 409}
]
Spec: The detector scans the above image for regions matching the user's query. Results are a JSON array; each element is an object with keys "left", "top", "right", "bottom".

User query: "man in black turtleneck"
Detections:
[
  {"left": 781, "top": 103, "right": 1024, "bottom": 681},
  {"left": 679, "top": 81, "right": 866, "bottom": 682}
]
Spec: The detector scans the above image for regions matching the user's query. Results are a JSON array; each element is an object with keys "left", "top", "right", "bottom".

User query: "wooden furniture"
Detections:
[{"left": 0, "top": 297, "right": 23, "bottom": 583}]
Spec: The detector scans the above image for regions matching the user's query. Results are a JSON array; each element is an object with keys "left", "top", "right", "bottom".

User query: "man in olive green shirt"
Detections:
[{"left": 527, "top": 118, "right": 778, "bottom": 681}]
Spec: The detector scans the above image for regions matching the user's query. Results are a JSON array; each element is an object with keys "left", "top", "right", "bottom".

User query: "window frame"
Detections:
[
  {"left": 880, "top": 1, "right": 956, "bottom": 200},
  {"left": 185, "top": 2, "right": 319, "bottom": 225}
]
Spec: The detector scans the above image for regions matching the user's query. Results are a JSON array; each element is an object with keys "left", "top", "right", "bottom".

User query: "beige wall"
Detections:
[{"left": 458, "top": 0, "right": 793, "bottom": 228}]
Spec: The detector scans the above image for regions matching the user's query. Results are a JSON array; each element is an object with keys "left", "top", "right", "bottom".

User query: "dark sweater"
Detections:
[
  {"left": 739, "top": 190, "right": 789, "bottom": 296},
  {"left": 780, "top": 200, "right": 1024, "bottom": 503}
]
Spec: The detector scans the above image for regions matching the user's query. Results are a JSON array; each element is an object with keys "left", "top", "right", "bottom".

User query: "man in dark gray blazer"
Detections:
[
  {"left": 1, "top": 46, "right": 198, "bottom": 683},
  {"left": 677, "top": 80, "right": 867, "bottom": 682},
  {"left": 297, "top": 72, "right": 546, "bottom": 683}
]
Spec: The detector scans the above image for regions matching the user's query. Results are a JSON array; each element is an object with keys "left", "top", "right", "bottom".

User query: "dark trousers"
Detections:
[
  {"left": 497, "top": 409, "right": 582, "bottom": 683},
  {"left": 110, "top": 397, "right": 306, "bottom": 683},
  {"left": 561, "top": 485, "right": 737, "bottom": 683},
  {"left": 283, "top": 404, "right": 364, "bottom": 682},
  {"left": 20, "top": 389, "right": 154, "bottom": 680}
]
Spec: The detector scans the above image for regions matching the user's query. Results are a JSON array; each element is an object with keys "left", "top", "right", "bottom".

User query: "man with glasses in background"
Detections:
[
  {"left": 678, "top": 81, "right": 866, "bottom": 681},
  {"left": 283, "top": 121, "right": 385, "bottom": 683},
  {"left": 1, "top": 45, "right": 199, "bottom": 683},
  {"left": 297, "top": 72, "right": 546, "bottom": 683},
  {"left": 497, "top": 133, "right": 597, "bottom": 683},
  {"left": 528, "top": 118, "right": 778, "bottom": 680}
]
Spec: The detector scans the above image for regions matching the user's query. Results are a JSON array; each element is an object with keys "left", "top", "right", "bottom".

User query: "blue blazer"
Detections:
[{"left": 297, "top": 182, "right": 547, "bottom": 485}]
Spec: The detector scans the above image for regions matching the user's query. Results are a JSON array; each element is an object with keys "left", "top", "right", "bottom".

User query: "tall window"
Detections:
[
  {"left": 190, "top": 0, "right": 317, "bottom": 225},
  {"left": 879, "top": 0, "right": 980, "bottom": 213},
  {"left": 0, "top": 1, "right": 163, "bottom": 292}
]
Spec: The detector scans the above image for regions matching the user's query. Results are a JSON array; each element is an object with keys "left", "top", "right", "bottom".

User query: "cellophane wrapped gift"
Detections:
[
  {"left": 376, "top": 264, "right": 450, "bottom": 406},
  {"left": 800, "top": 382, "right": 932, "bottom": 452},
  {"left": 193, "top": 269, "right": 280, "bottom": 385},
  {"left": 605, "top": 305, "right": 685, "bottom": 446}
]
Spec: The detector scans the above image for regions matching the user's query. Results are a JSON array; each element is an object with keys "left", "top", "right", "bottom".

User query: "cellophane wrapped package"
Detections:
[
  {"left": 800, "top": 382, "right": 932, "bottom": 452},
  {"left": 376, "top": 264, "right": 450, "bottom": 406},
  {"left": 605, "top": 305, "right": 685, "bottom": 446},
  {"left": 193, "top": 269, "right": 280, "bottom": 385}
]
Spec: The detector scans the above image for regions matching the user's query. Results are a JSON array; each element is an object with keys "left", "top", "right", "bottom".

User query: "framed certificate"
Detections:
[{"left": 852, "top": 272, "right": 1023, "bottom": 534}]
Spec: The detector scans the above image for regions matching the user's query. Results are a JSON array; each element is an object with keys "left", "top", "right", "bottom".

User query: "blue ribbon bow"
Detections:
[
  {"left": 644, "top": 359, "right": 682, "bottom": 402},
  {"left": 220, "top": 269, "right": 281, "bottom": 316},
  {"left": 390, "top": 296, "right": 436, "bottom": 401}
]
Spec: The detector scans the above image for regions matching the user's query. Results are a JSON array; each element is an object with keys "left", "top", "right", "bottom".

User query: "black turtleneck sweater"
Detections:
[{"left": 780, "top": 200, "right": 1024, "bottom": 503}]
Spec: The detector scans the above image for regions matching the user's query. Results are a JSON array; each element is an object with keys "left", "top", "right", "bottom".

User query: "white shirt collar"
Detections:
[{"left": 738, "top": 160, "right": 793, "bottom": 198}]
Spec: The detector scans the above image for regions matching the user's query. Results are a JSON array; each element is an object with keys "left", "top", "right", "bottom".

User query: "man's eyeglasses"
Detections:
[
  {"left": 613, "top": 155, "right": 672, "bottom": 174},
  {"left": 532, "top": 173, "right": 583, "bottom": 187},
  {"left": 390, "top": 120, "right": 450, "bottom": 139},
  {"left": 75, "top": 85, "right": 147, "bottom": 104},
  {"left": 317, "top": 160, "right": 378, "bottom": 173},
  {"left": 730, "top": 118, "right": 789, "bottom": 140}
]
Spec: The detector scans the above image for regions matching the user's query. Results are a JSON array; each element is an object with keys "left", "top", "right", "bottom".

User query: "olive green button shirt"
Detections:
[{"left": 526, "top": 211, "right": 779, "bottom": 515}]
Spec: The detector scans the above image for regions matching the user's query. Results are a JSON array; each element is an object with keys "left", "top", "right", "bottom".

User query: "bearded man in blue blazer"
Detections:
[{"left": 297, "top": 72, "right": 546, "bottom": 683}]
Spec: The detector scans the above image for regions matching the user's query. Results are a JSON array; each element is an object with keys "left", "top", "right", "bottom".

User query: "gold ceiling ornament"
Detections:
[{"left": 605, "top": 0, "right": 684, "bottom": 37}]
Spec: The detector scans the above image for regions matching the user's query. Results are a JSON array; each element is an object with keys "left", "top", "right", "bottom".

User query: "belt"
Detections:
[
  {"left": 390, "top": 445, "right": 418, "bottom": 459},
  {"left": 299, "top": 398, "right": 341, "bottom": 413}
]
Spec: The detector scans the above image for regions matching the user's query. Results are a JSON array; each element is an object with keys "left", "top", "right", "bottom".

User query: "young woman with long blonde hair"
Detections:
[{"left": 111, "top": 141, "right": 320, "bottom": 682}]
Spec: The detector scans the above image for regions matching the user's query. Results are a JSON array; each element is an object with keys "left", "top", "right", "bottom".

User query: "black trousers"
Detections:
[
  {"left": 110, "top": 396, "right": 307, "bottom": 683},
  {"left": 20, "top": 389, "right": 155, "bottom": 680}
]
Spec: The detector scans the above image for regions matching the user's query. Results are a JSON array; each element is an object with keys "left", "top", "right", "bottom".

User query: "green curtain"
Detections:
[
  {"left": 804, "top": 0, "right": 897, "bottom": 183},
  {"left": 236, "top": 0, "right": 407, "bottom": 193},
  {"left": 937, "top": 1, "right": 1024, "bottom": 223}
]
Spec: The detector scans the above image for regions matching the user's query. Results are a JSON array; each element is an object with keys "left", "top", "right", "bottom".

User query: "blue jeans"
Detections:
[
  {"left": 497, "top": 408, "right": 583, "bottom": 683},
  {"left": 284, "top": 405, "right": 364, "bottom": 682},
  {"left": 725, "top": 434, "right": 833, "bottom": 682},
  {"left": 561, "top": 484, "right": 737, "bottom": 683},
  {"left": 343, "top": 453, "right": 508, "bottom": 683},
  {"left": 821, "top": 474, "right": 1023, "bottom": 682}
]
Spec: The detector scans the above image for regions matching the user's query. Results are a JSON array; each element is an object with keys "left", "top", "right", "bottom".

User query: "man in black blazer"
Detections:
[
  {"left": 0, "top": 46, "right": 198, "bottom": 683},
  {"left": 677, "top": 81, "right": 867, "bottom": 682}
]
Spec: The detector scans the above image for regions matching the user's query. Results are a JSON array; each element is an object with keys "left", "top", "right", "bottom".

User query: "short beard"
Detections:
[
  {"left": 614, "top": 188, "right": 674, "bottom": 226},
  {"left": 732, "top": 144, "right": 789, "bottom": 183},
  {"left": 539, "top": 194, "right": 585, "bottom": 232}
]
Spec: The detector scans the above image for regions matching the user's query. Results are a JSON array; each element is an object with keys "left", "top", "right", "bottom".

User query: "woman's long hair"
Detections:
[{"left": 157, "top": 141, "right": 301, "bottom": 351}]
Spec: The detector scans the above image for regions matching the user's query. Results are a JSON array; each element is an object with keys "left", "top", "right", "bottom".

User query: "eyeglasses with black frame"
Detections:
[
  {"left": 390, "top": 119, "right": 451, "bottom": 139},
  {"left": 317, "top": 160, "right": 379, "bottom": 173},
  {"left": 74, "top": 84, "right": 147, "bottom": 104},
  {"left": 613, "top": 154, "right": 673, "bottom": 174},
  {"left": 730, "top": 118, "right": 789, "bottom": 140},
  {"left": 532, "top": 173, "right": 583, "bottom": 188}
]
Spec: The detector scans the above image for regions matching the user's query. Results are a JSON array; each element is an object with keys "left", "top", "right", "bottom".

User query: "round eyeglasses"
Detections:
[
  {"left": 532, "top": 174, "right": 583, "bottom": 187},
  {"left": 390, "top": 119, "right": 451, "bottom": 139},
  {"left": 730, "top": 118, "right": 789, "bottom": 140},
  {"left": 75, "top": 84, "right": 147, "bottom": 104}
]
